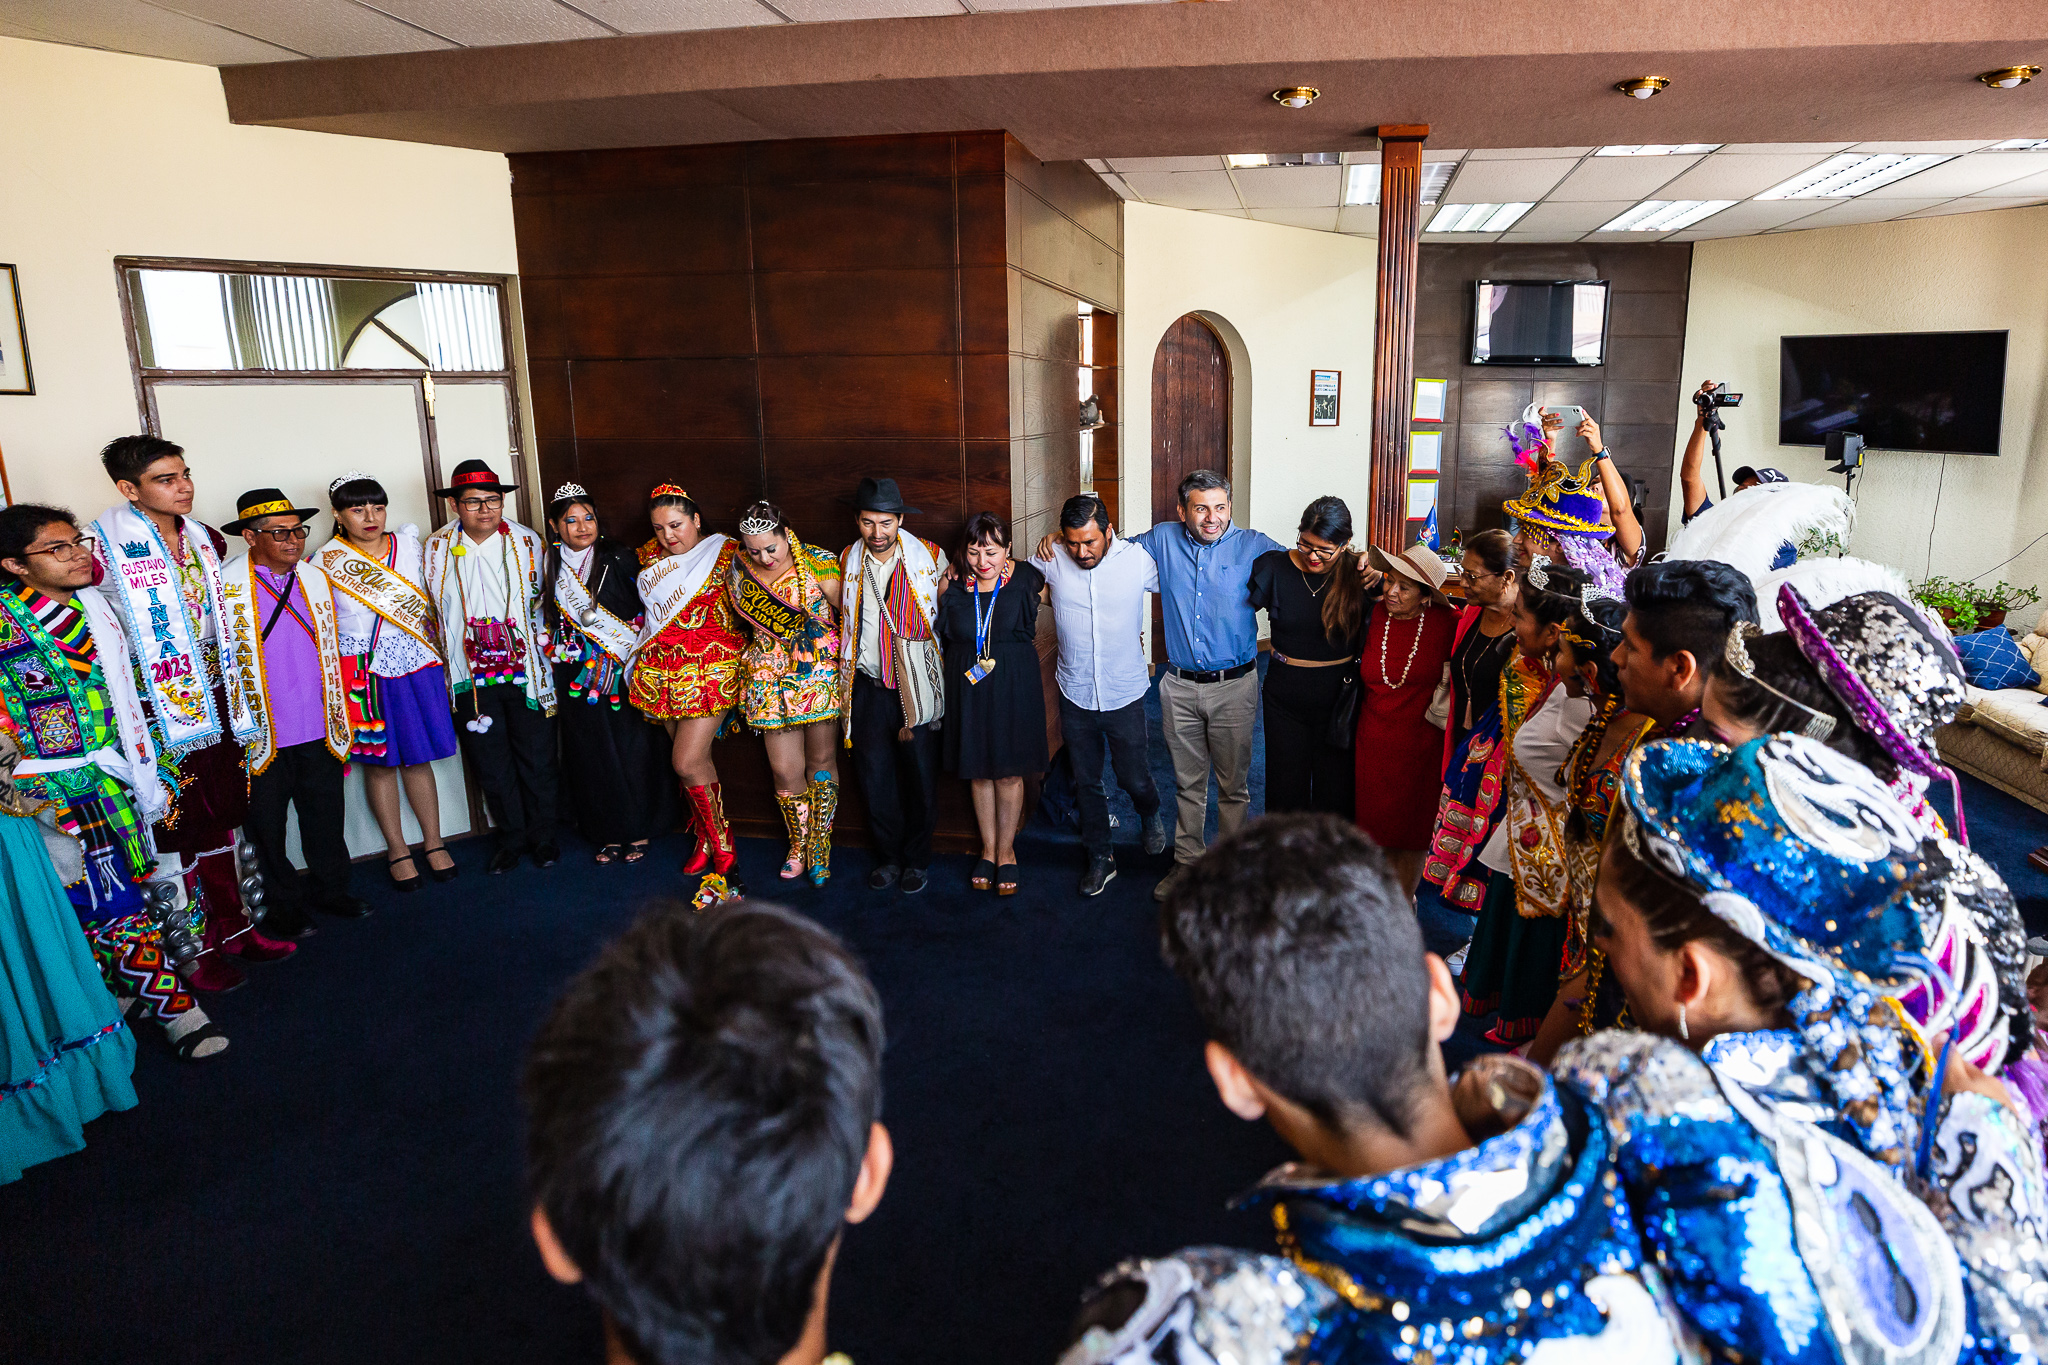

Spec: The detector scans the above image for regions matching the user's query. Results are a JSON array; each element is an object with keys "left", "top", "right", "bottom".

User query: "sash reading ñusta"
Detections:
[{"left": 316, "top": 538, "right": 439, "bottom": 653}]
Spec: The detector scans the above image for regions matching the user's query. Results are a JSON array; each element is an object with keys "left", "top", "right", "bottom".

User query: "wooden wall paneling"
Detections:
[{"left": 1369, "top": 125, "right": 1429, "bottom": 552}]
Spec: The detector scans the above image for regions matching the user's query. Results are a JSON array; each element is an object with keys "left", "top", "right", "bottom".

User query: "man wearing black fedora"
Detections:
[
  {"left": 833, "top": 477, "right": 949, "bottom": 893},
  {"left": 422, "top": 459, "right": 561, "bottom": 874}
]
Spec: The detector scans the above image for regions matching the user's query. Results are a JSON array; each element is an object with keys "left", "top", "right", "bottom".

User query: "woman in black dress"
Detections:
[
  {"left": 1248, "top": 496, "right": 1370, "bottom": 817},
  {"left": 936, "top": 512, "right": 1047, "bottom": 895},
  {"left": 542, "top": 485, "right": 675, "bottom": 863}
]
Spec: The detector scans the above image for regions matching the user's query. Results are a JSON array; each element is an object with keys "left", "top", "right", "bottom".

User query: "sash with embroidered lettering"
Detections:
[
  {"left": 631, "top": 533, "right": 730, "bottom": 661},
  {"left": 315, "top": 538, "right": 439, "bottom": 655},
  {"left": 554, "top": 563, "right": 639, "bottom": 665},
  {"left": 219, "top": 557, "right": 352, "bottom": 773},
  {"left": 90, "top": 501, "right": 259, "bottom": 755}
]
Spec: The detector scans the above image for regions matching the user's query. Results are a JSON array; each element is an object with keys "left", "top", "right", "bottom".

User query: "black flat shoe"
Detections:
[
  {"left": 532, "top": 842, "right": 561, "bottom": 869},
  {"left": 901, "top": 867, "right": 929, "bottom": 894},
  {"left": 486, "top": 846, "right": 522, "bottom": 876},
  {"left": 1078, "top": 854, "right": 1117, "bottom": 897},
  {"left": 971, "top": 859, "right": 995, "bottom": 891},
  {"left": 422, "top": 844, "right": 459, "bottom": 883},
  {"left": 868, "top": 864, "right": 900, "bottom": 890},
  {"left": 318, "top": 896, "right": 372, "bottom": 920},
  {"left": 387, "top": 853, "right": 421, "bottom": 893}
]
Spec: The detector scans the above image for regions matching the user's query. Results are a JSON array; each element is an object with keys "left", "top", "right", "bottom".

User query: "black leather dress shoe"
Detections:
[
  {"left": 868, "top": 864, "right": 900, "bottom": 890},
  {"left": 487, "top": 845, "right": 523, "bottom": 875},
  {"left": 319, "top": 896, "right": 372, "bottom": 920},
  {"left": 260, "top": 909, "right": 315, "bottom": 940},
  {"left": 901, "top": 867, "right": 929, "bottom": 894},
  {"left": 531, "top": 842, "right": 561, "bottom": 869},
  {"left": 1077, "top": 853, "right": 1118, "bottom": 897}
]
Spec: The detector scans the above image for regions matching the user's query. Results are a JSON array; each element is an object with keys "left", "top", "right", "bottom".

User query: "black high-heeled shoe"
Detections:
[
  {"left": 422, "top": 844, "right": 459, "bottom": 883},
  {"left": 388, "top": 852, "right": 422, "bottom": 893}
]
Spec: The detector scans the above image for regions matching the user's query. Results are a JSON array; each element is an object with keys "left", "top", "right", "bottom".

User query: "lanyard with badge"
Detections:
[{"left": 966, "top": 578, "right": 998, "bottom": 684}]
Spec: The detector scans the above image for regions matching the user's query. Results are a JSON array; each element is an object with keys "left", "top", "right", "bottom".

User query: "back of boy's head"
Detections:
[
  {"left": 1160, "top": 814, "right": 1431, "bottom": 1137},
  {"left": 522, "top": 900, "right": 885, "bottom": 1365}
]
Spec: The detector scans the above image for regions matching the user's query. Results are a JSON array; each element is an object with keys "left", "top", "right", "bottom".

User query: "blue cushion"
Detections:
[{"left": 1953, "top": 628, "right": 2038, "bottom": 690}]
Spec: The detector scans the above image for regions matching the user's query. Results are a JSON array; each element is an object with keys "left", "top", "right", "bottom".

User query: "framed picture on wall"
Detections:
[
  {"left": 1309, "top": 370, "right": 1341, "bottom": 426},
  {"left": 1408, "top": 430, "right": 1443, "bottom": 474},
  {"left": 0, "top": 266, "right": 31, "bottom": 396},
  {"left": 1412, "top": 377, "right": 1447, "bottom": 423}
]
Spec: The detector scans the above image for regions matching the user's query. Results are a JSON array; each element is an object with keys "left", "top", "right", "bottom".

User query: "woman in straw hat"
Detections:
[{"left": 1353, "top": 542, "right": 1457, "bottom": 894}]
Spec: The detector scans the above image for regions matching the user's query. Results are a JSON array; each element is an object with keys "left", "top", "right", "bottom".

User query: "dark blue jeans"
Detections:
[{"left": 1057, "top": 694, "right": 1160, "bottom": 857}]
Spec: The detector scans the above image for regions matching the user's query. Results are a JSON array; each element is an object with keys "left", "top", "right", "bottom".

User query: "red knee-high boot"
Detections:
[
  {"left": 681, "top": 778, "right": 712, "bottom": 876},
  {"left": 681, "top": 784, "right": 741, "bottom": 909}
]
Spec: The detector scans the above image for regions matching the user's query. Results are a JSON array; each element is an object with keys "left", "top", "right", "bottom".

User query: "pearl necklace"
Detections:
[{"left": 1377, "top": 608, "right": 1426, "bottom": 689}]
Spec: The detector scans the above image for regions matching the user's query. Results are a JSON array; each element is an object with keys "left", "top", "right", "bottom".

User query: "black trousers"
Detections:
[
  {"left": 455, "top": 685, "right": 559, "bottom": 851},
  {"left": 850, "top": 672, "right": 940, "bottom": 870},
  {"left": 247, "top": 738, "right": 351, "bottom": 914},
  {"left": 1261, "top": 662, "right": 1356, "bottom": 818},
  {"left": 1058, "top": 694, "right": 1160, "bottom": 856}
]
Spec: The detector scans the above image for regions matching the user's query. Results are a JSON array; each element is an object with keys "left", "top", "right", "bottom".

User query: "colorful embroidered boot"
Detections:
[
  {"left": 775, "top": 790, "right": 810, "bottom": 880},
  {"left": 805, "top": 771, "right": 838, "bottom": 886}
]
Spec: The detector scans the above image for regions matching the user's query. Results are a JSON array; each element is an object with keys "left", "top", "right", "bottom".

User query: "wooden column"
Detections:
[{"left": 1368, "top": 124, "right": 1429, "bottom": 551}]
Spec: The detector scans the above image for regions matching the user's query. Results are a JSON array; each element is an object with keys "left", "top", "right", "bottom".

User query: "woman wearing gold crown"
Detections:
[
  {"left": 725, "top": 501, "right": 845, "bottom": 886},
  {"left": 626, "top": 484, "right": 746, "bottom": 908},
  {"left": 1502, "top": 408, "right": 1643, "bottom": 595}
]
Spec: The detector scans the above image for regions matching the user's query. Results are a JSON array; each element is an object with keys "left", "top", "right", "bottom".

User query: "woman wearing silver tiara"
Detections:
[
  {"left": 541, "top": 484, "right": 672, "bottom": 865},
  {"left": 316, "top": 472, "right": 459, "bottom": 891}
]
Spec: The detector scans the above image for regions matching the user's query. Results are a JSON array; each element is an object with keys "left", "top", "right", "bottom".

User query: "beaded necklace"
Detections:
[{"left": 1375, "top": 606, "right": 1427, "bottom": 688}]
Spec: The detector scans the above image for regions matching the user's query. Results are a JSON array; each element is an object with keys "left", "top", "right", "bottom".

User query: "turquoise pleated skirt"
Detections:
[{"left": 0, "top": 812, "right": 137, "bottom": 1185}]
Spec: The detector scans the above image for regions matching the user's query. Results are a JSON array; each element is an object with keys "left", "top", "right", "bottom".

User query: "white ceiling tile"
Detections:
[
  {"left": 1715, "top": 143, "right": 1854, "bottom": 155},
  {"left": 1582, "top": 230, "right": 1673, "bottom": 243},
  {"left": 1653, "top": 151, "right": 1838, "bottom": 199},
  {"left": 1420, "top": 231, "right": 1503, "bottom": 242},
  {"left": 1106, "top": 156, "right": 1224, "bottom": 173},
  {"left": 1197, "top": 207, "right": 1251, "bottom": 218},
  {"left": 1767, "top": 197, "right": 1950, "bottom": 229},
  {"left": 1669, "top": 199, "right": 1829, "bottom": 233},
  {"left": 1972, "top": 168, "right": 2048, "bottom": 198},
  {"left": 1119, "top": 170, "right": 1240, "bottom": 210},
  {"left": 1096, "top": 173, "right": 1140, "bottom": 201},
  {"left": 1233, "top": 165, "right": 1341, "bottom": 208},
  {"left": 1546, "top": 155, "right": 1700, "bottom": 201},
  {"left": 574, "top": 0, "right": 785, "bottom": 34},
  {"left": 157, "top": 0, "right": 456, "bottom": 54},
  {"left": 1247, "top": 207, "right": 1341, "bottom": 230},
  {"left": 1465, "top": 147, "right": 1594, "bottom": 160},
  {"left": 1342, "top": 150, "right": 1380, "bottom": 165},
  {"left": 1498, "top": 231, "right": 1578, "bottom": 242},
  {"left": 1899, "top": 197, "right": 2048, "bottom": 219},
  {"left": 366, "top": 0, "right": 616, "bottom": 43},
  {"left": 1860, "top": 151, "right": 2048, "bottom": 197},
  {"left": 1512, "top": 200, "right": 1640, "bottom": 233},
  {"left": 1847, "top": 140, "right": 1995, "bottom": 153},
  {"left": 774, "top": 0, "right": 964, "bottom": 15},
  {"left": 1442, "top": 157, "right": 1577, "bottom": 203},
  {"left": 1336, "top": 206, "right": 1379, "bottom": 233},
  {"left": 1, "top": 0, "right": 306, "bottom": 60}
]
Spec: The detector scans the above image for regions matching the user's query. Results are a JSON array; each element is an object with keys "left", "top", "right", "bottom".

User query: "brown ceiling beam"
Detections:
[{"left": 217, "top": 0, "right": 2048, "bottom": 156}]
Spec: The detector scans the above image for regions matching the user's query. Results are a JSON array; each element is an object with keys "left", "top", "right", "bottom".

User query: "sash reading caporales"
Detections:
[
  {"left": 554, "top": 564, "right": 639, "bottom": 665},
  {"left": 218, "top": 557, "right": 352, "bottom": 774},
  {"left": 315, "top": 539, "right": 440, "bottom": 655},
  {"left": 631, "top": 533, "right": 730, "bottom": 661},
  {"left": 89, "top": 501, "right": 260, "bottom": 757}
]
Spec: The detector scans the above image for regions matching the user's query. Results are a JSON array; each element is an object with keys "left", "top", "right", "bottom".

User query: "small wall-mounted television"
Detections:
[
  {"left": 1470, "top": 280, "right": 1610, "bottom": 366},
  {"left": 1779, "top": 331, "right": 2006, "bottom": 456}
]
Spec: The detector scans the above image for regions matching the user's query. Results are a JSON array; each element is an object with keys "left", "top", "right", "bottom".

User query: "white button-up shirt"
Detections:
[{"left": 1033, "top": 535, "right": 1158, "bottom": 712}]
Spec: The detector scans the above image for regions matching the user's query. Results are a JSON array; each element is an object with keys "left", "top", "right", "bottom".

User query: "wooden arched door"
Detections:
[
  {"left": 1151, "top": 313, "right": 1232, "bottom": 527},
  {"left": 1150, "top": 313, "right": 1232, "bottom": 661}
]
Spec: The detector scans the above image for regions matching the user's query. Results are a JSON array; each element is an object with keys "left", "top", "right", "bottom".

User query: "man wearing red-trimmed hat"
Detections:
[{"left": 422, "top": 459, "right": 560, "bottom": 875}]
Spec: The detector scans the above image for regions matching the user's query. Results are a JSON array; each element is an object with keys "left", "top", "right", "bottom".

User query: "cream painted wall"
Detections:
[
  {"left": 0, "top": 37, "right": 520, "bottom": 521},
  {"left": 1676, "top": 206, "right": 2048, "bottom": 593},
  {"left": 1121, "top": 203, "right": 1378, "bottom": 547}
]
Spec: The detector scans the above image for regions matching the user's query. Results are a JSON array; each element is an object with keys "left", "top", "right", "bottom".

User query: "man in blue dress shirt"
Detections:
[{"left": 1126, "top": 472, "right": 1281, "bottom": 904}]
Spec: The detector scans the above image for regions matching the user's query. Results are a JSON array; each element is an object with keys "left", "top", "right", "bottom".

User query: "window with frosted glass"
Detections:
[{"left": 126, "top": 267, "right": 505, "bottom": 373}]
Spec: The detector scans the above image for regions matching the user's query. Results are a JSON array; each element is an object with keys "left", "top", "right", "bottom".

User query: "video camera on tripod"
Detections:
[{"left": 1694, "top": 383, "right": 1743, "bottom": 499}]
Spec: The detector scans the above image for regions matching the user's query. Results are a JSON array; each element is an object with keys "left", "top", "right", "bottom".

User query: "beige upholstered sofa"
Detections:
[{"left": 1937, "top": 608, "right": 2048, "bottom": 814}]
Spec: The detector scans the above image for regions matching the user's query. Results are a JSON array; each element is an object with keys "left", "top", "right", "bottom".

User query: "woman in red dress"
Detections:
[{"left": 1354, "top": 544, "right": 1458, "bottom": 895}]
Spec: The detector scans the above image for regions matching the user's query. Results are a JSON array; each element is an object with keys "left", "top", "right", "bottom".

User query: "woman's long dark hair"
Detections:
[
  {"left": 1298, "top": 496, "right": 1365, "bottom": 645},
  {"left": 542, "top": 494, "right": 601, "bottom": 636},
  {"left": 1709, "top": 632, "right": 1895, "bottom": 780}
]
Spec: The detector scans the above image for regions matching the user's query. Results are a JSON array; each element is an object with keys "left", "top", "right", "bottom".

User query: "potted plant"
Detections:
[
  {"left": 1912, "top": 576, "right": 1984, "bottom": 633},
  {"left": 1971, "top": 580, "right": 2042, "bottom": 632}
]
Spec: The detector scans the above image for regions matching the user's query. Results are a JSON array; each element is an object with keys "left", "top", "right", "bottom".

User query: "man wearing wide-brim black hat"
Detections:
[
  {"left": 421, "top": 459, "right": 562, "bottom": 875},
  {"left": 834, "top": 476, "right": 948, "bottom": 893}
]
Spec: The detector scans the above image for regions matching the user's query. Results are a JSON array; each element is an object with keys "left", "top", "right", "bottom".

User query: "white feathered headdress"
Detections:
[{"left": 1664, "top": 482, "right": 1855, "bottom": 587}]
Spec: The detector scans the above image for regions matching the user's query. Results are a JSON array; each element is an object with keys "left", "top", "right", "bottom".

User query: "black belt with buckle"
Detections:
[{"left": 1166, "top": 661, "right": 1256, "bottom": 684}]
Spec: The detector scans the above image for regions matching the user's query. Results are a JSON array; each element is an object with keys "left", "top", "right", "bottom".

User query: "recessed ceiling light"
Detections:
[
  {"left": 1227, "top": 152, "right": 1341, "bottom": 168},
  {"left": 1598, "top": 200, "right": 1737, "bottom": 232},
  {"left": 1428, "top": 202, "right": 1534, "bottom": 232},
  {"left": 1614, "top": 77, "right": 1671, "bottom": 100},
  {"left": 1272, "top": 86, "right": 1319, "bottom": 109},
  {"left": 1978, "top": 66, "right": 2041, "bottom": 90},
  {"left": 1596, "top": 144, "right": 1721, "bottom": 156},
  {"left": 1989, "top": 138, "right": 2048, "bottom": 150},
  {"left": 1754, "top": 152, "right": 1952, "bottom": 199},
  {"left": 1342, "top": 161, "right": 1458, "bottom": 206}
]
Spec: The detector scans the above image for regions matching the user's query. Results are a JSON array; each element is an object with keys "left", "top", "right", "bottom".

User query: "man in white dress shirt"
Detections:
[{"left": 1032, "top": 495, "right": 1168, "bottom": 897}]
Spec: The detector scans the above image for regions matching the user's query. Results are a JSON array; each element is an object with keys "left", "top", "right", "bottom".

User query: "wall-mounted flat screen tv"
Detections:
[
  {"left": 1780, "top": 330, "right": 2007, "bottom": 455},
  {"left": 1470, "top": 280, "right": 1610, "bottom": 366}
]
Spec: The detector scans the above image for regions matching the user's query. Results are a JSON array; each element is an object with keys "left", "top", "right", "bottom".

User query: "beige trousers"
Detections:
[{"left": 1158, "top": 669, "right": 1259, "bottom": 866}]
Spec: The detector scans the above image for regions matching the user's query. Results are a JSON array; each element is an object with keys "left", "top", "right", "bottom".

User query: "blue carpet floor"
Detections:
[{"left": 2, "top": 672, "right": 2042, "bottom": 1364}]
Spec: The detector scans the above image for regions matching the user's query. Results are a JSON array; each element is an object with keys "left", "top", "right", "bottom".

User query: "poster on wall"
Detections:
[
  {"left": 1412, "top": 378, "right": 1447, "bottom": 423},
  {"left": 1309, "top": 370, "right": 1341, "bottom": 426},
  {"left": 1406, "top": 479, "right": 1438, "bottom": 519},
  {"left": 0, "top": 266, "right": 31, "bottom": 396},
  {"left": 1408, "top": 430, "right": 1443, "bottom": 474}
]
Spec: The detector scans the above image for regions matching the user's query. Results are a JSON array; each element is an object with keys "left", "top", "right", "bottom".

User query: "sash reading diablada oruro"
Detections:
[
  {"left": 632, "top": 534, "right": 730, "bottom": 661},
  {"left": 316, "top": 541, "right": 439, "bottom": 654}
]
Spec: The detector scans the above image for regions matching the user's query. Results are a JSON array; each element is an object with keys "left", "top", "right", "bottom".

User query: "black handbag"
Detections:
[{"left": 1324, "top": 659, "right": 1362, "bottom": 750}]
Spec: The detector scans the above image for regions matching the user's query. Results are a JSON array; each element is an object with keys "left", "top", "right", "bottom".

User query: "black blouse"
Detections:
[
  {"left": 1451, "top": 613, "right": 1516, "bottom": 729},
  {"left": 1247, "top": 550, "right": 1364, "bottom": 662},
  {"left": 935, "top": 561, "right": 1045, "bottom": 655}
]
